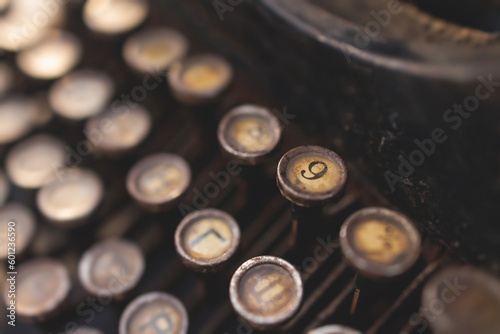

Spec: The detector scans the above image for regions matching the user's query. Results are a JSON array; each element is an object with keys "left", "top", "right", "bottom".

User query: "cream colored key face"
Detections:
[
  {"left": 123, "top": 28, "right": 188, "bottom": 73},
  {"left": 0, "top": 203, "right": 36, "bottom": 259},
  {"left": 218, "top": 105, "right": 281, "bottom": 165},
  {"left": 6, "top": 134, "right": 65, "bottom": 189},
  {"left": 340, "top": 207, "right": 421, "bottom": 279},
  {"left": 175, "top": 209, "right": 240, "bottom": 272},
  {"left": 119, "top": 292, "right": 188, "bottom": 334},
  {"left": 127, "top": 154, "right": 191, "bottom": 211},
  {"left": 230, "top": 256, "right": 303, "bottom": 329},
  {"left": 307, "top": 325, "right": 362, "bottom": 334},
  {"left": 351, "top": 220, "right": 410, "bottom": 265},
  {"left": 422, "top": 266, "right": 500, "bottom": 334},
  {"left": 37, "top": 168, "right": 104, "bottom": 225},
  {"left": 16, "top": 30, "right": 82, "bottom": 80},
  {"left": 277, "top": 146, "right": 347, "bottom": 207},
  {"left": 0, "top": 97, "right": 39, "bottom": 145},
  {"left": 79, "top": 239, "right": 144, "bottom": 296},
  {"left": 49, "top": 69, "right": 114, "bottom": 120},
  {"left": 83, "top": 0, "right": 149, "bottom": 35},
  {"left": 85, "top": 106, "right": 151, "bottom": 153},
  {"left": 4, "top": 258, "right": 70, "bottom": 318},
  {"left": 169, "top": 54, "right": 233, "bottom": 105}
]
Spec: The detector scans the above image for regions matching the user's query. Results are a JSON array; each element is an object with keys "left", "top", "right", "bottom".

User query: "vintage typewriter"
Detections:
[{"left": 1, "top": 0, "right": 500, "bottom": 333}]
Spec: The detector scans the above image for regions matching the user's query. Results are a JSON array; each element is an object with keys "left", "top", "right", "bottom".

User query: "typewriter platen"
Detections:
[{"left": 1, "top": 0, "right": 500, "bottom": 334}]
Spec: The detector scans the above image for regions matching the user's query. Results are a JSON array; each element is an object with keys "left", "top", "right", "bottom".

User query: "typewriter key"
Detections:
[
  {"left": 2, "top": 258, "right": 70, "bottom": 320},
  {"left": 0, "top": 0, "right": 64, "bottom": 51},
  {"left": 119, "top": 292, "right": 188, "bottom": 334},
  {"left": 0, "top": 202, "right": 35, "bottom": 259},
  {"left": 6, "top": 134, "right": 65, "bottom": 189},
  {"left": 83, "top": 0, "right": 149, "bottom": 35},
  {"left": 340, "top": 207, "right": 421, "bottom": 280},
  {"left": 230, "top": 256, "right": 303, "bottom": 330},
  {"left": 73, "top": 328, "right": 103, "bottom": 334},
  {"left": 422, "top": 266, "right": 500, "bottom": 334},
  {"left": 218, "top": 105, "right": 282, "bottom": 165},
  {"left": 79, "top": 238, "right": 145, "bottom": 297},
  {"left": 127, "top": 153, "right": 191, "bottom": 212},
  {"left": 277, "top": 145, "right": 347, "bottom": 207},
  {"left": 123, "top": 28, "right": 188, "bottom": 73},
  {"left": 169, "top": 54, "right": 233, "bottom": 105},
  {"left": 49, "top": 69, "right": 114, "bottom": 120},
  {"left": 0, "top": 96, "right": 39, "bottom": 145},
  {"left": 16, "top": 30, "right": 82, "bottom": 80},
  {"left": 175, "top": 209, "right": 240, "bottom": 272},
  {"left": 85, "top": 105, "right": 151, "bottom": 155},
  {"left": 37, "top": 168, "right": 104, "bottom": 226},
  {"left": 308, "top": 325, "right": 362, "bottom": 334},
  {"left": 0, "top": 169, "right": 9, "bottom": 206}
]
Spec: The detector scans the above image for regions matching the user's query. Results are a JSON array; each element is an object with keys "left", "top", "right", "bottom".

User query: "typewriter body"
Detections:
[{"left": 1, "top": 0, "right": 500, "bottom": 334}]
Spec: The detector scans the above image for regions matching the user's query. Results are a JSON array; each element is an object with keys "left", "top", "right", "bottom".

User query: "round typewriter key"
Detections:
[
  {"left": 169, "top": 54, "right": 233, "bottom": 105},
  {"left": 277, "top": 145, "right": 347, "bottom": 207},
  {"left": 340, "top": 207, "right": 421, "bottom": 280},
  {"left": 49, "top": 69, "right": 114, "bottom": 120},
  {"left": 79, "top": 238, "right": 145, "bottom": 297},
  {"left": 123, "top": 28, "right": 188, "bottom": 73},
  {"left": 73, "top": 328, "right": 103, "bottom": 334},
  {"left": 0, "top": 0, "right": 64, "bottom": 51},
  {"left": 230, "top": 256, "right": 303, "bottom": 330},
  {"left": 0, "top": 169, "right": 9, "bottom": 205},
  {"left": 85, "top": 105, "right": 151, "bottom": 155},
  {"left": 37, "top": 168, "right": 104, "bottom": 226},
  {"left": 6, "top": 134, "right": 65, "bottom": 189},
  {"left": 308, "top": 325, "right": 362, "bottom": 334},
  {"left": 0, "top": 96, "right": 39, "bottom": 145},
  {"left": 0, "top": 202, "right": 35, "bottom": 259},
  {"left": 175, "top": 209, "right": 240, "bottom": 272},
  {"left": 422, "top": 266, "right": 500, "bottom": 334},
  {"left": 119, "top": 292, "right": 188, "bottom": 334},
  {"left": 218, "top": 105, "right": 282, "bottom": 165},
  {"left": 83, "top": 0, "right": 149, "bottom": 35},
  {"left": 16, "top": 30, "right": 82, "bottom": 80},
  {"left": 2, "top": 258, "right": 70, "bottom": 320},
  {"left": 127, "top": 153, "right": 191, "bottom": 212}
]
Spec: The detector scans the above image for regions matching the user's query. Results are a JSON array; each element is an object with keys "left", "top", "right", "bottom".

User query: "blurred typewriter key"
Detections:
[
  {"left": 175, "top": 209, "right": 240, "bottom": 272},
  {"left": 0, "top": 0, "right": 65, "bottom": 51},
  {"left": 16, "top": 30, "right": 82, "bottom": 80},
  {"left": 78, "top": 238, "right": 145, "bottom": 298},
  {"left": 123, "top": 28, "right": 188, "bottom": 74},
  {"left": 340, "top": 207, "right": 421, "bottom": 314},
  {"left": 6, "top": 134, "right": 65, "bottom": 189},
  {"left": 2, "top": 258, "right": 71, "bottom": 321},
  {"left": 422, "top": 266, "right": 500, "bottom": 334},
  {"left": 85, "top": 105, "right": 151, "bottom": 156},
  {"left": 218, "top": 105, "right": 282, "bottom": 165},
  {"left": 0, "top": 169, "right": 9, "bottom": 205},
  {"left": 0, "top": 96, "right": 39, "bottom": 145},
  {"left": 230, "top": 255, "right": 303, "bottom": 330},
  {"left": 49, "top": 69, "right": 114, "bottom": 120},
  {"left": 37, "top": 168, "right": 104, "bottom": 226},
  {"left": 277, "top": 145, "right": 347, "bottom": 207},
  {"left": 127, "top": 153, "right": 191, "bottom": 212},
  {"left": 0, "top": 202, "right": 35, "bottom": 259},
  {"left": 119, "top": 291, "right": 188, "bottom": 334},
  {"left": 169, "top": 54, "right": 233, "bottom": 105},
  {"left": 83, "top": 0, "right": 149, "bottom": 35},
  {"left": 308, "top": 325, "right": 362, "bottom": 334},
  {"left": 72, "top": 328, "right": 103, "bottom": 334}
]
